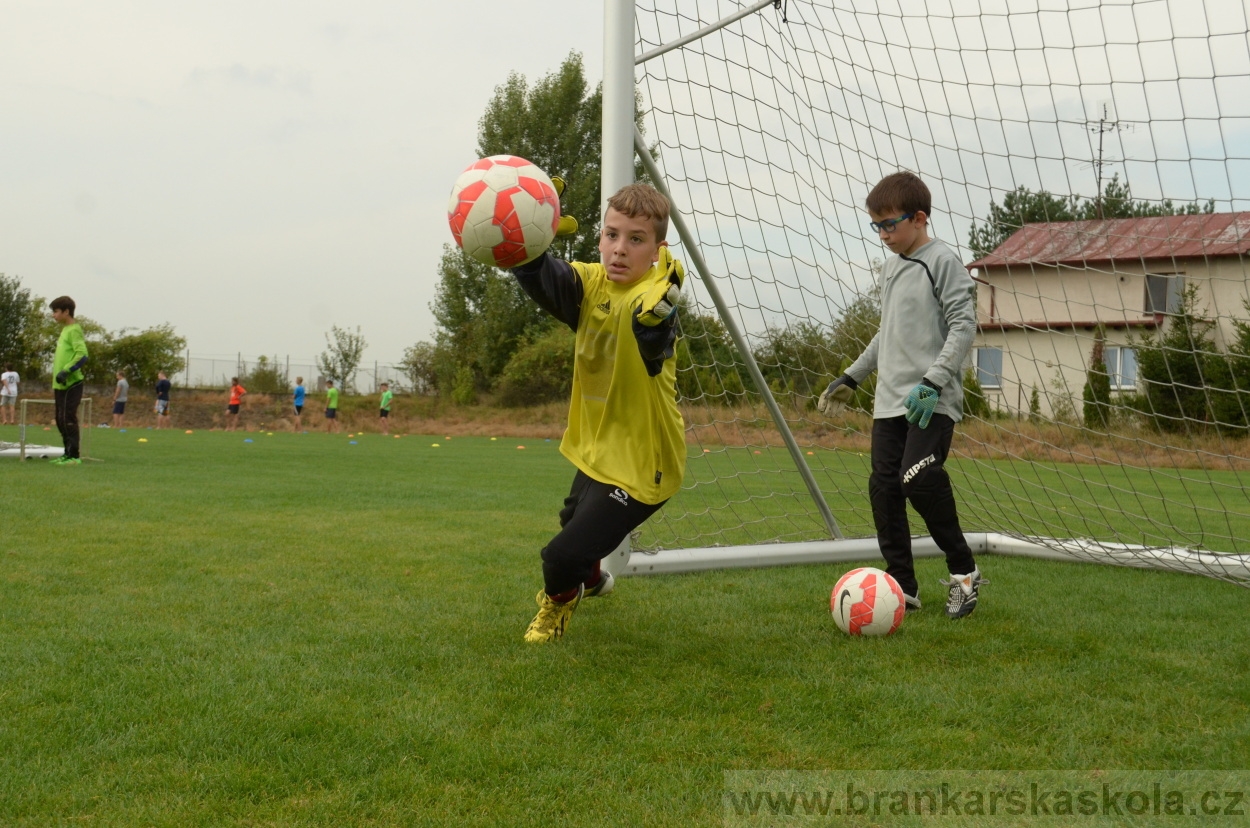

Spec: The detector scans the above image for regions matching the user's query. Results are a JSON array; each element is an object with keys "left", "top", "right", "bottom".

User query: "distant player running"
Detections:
[{"left": 510, "top": 183, "right": 686, "bottom": 643}]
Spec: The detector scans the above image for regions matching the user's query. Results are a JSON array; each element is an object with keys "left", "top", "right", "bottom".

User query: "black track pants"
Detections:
[
  {"left": 868, "top": 414, "right": 976, "bottom": 598},
  {"left": 541, "top": 470, "right": 665, "bottom": 596},
  {"left": 54, "top": 382, "right": 84, "bottom": 459}
]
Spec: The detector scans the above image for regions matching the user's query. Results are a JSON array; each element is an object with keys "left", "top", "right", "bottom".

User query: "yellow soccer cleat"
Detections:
[{"left": 523, "top": 584, "right": 584, "bottom": 643}]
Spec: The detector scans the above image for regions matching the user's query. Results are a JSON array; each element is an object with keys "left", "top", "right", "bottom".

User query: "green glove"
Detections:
[
  {"left": 635, "top": 246, "right": 684, "bottom": 327},
  {"left": 550, "top": 177, "right": 578, "bottom": 238},
  {"left": 817, "top": 374, "right": 858, "bottom": 416},
  {"left": 904, "top": 379, "right": 941, "bottom": 429}
]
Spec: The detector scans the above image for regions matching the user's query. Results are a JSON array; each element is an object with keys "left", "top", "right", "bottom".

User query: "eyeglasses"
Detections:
[{"left": 869, "top": 213, "right": 913, "bottom": 233}]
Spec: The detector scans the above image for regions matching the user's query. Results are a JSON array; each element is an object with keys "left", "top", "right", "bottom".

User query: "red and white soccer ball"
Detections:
[
  {"left": 830, "top": 566, "right": 905, "bottom": 637},
  {"left": 447, "top": 155, "right": 560, "bottom": 268}
]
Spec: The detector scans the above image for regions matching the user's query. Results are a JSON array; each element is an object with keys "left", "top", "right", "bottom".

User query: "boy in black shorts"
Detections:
[
  {"left": 378, "top": 382, "right": 393, "bottom": 436},
  {"left": 510, "top": 183, "right": 686, "bottom": 643}
]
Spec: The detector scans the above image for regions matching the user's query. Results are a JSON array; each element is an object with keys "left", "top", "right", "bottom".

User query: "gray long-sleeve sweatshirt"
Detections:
[{"left": 845, "top": 238, "right": 977, "bottom": 422}]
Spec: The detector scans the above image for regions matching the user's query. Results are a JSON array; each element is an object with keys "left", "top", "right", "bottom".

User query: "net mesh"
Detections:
[{"left": 632, "top": 0, "right": 1250, "bottom": 584}]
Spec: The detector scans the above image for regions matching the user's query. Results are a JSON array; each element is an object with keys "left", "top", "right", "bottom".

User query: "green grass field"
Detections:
[{"left": 1, "top": 426, "right": 1248, "bottom": 826}]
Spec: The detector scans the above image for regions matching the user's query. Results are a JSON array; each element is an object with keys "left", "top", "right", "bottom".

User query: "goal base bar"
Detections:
[{"left": 623, "top": 533, "right": 1250, "bottom": 583}]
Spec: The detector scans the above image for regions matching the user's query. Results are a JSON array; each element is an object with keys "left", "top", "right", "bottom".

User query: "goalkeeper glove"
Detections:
[
  {"left": 55, "top": 371, "right": 69, "bottom": 384},
  {"left": 635, "top": 246, "right": 685, "bottom": 327},
  {"left": 904, "top": 378, "right": 941, "bottom": 429},
  {"left": 817, "top": 374, "right": 858, "bottom": 416},
  {"left": 550, "top": 177, "right": 578, "bottom": 238}
]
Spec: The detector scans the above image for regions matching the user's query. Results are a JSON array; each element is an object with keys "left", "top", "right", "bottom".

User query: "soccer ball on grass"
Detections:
[
  {"left": 447, "top": 155, "right": 560, "bottom": 268},
  {"left": 830, "top": 566, "right": 905, "bottom": 637}
]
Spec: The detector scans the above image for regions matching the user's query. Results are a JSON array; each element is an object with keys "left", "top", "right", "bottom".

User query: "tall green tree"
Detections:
[
  {"left": 969, "top": 175, "right": 1215, "bottom": 259},
  {"left": 0, "top": 274, "right": 54, "bottom": 377},
  {"left": 433, "top": 52, "right": 650, "bottom": 395}
]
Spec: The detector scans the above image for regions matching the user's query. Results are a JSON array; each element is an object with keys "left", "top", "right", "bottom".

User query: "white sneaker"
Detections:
[
  {"left": 940, "top": 569, "right": 987, "bottom": 619},
  {"left": 904, "top": 593, "right": 922, "bottom": 613},
  {"left": 584, "top": 570, "right": 615, "bottom": 598}
]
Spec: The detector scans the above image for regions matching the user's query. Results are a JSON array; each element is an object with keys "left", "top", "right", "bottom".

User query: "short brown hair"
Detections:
[
  {"left": 606, "top": 183, "right": 670, "bottom": 241},
  {"left": 50, "top": 296, "right": 76, "bottom": 316},
  {"left": 866, "top": 171, "right": 931, "bottom": 217}
]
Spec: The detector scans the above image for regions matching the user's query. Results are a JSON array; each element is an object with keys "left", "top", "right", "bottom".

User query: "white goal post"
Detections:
[
  {"left": 8, "top": 397, "right": 94, "bottom": 461},
  {"left": 602, "top": 0, "right": 1250, "bottom": 588}
]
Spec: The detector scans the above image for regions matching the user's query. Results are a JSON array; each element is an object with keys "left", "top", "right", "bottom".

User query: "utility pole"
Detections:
[{"left": 1089, "top": 103, "right": 1125, "bottom": 219}]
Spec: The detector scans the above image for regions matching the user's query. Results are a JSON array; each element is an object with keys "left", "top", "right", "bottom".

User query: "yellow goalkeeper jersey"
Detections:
[{"left": 563, "top": 261, "right": 686, "bottom": 505}]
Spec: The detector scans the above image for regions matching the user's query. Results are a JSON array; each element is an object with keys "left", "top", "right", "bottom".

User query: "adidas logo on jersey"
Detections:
[{"left": 596, "top": 300, "right": 611, "bottom": 313}]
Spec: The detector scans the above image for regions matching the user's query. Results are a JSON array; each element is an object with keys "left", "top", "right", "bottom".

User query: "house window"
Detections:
[
  {"left": 1104, "top": 346, "right": 1138, "bottom": 390},
  {"left": 975, "top": 347, "right": 1003, "bottom": 389},
  {"left": 1145, "top": 274, "right": 1183, "bottom": 314}
]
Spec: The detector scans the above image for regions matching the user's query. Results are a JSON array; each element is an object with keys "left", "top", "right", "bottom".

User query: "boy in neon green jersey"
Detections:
[
  {"left": 324, "top": 380, "right": 340, "bottom": 434},
  {"left": 378, "top": 382, "right": 393, "bottom": 436},
  {"left": 510, "top": 183, "right": 686, "bottom": 643},
  {"left": 50, "top": 296, "right": 89, "bottom": 465}
]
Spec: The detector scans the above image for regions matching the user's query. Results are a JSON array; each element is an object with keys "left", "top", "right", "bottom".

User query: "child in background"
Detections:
[
  {"left": 324, "top": 380, "right": 340, "bottom": 434},
  {"left": 378, "top": 382, "right": 393, "bottom": 436},
  {"left": 226, "top": 378, "right": 246, "bottom": 431},
  {"left": 293, "top": 377, "right": 306, "bottom": 431}
]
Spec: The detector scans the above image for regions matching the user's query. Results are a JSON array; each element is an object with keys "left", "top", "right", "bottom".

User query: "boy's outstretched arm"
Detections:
[{"left": 511, "top": 252, "right": 584, "bottom": 331}]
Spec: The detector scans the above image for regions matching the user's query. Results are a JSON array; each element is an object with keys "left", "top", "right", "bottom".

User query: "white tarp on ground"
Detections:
[{"left": 0, "top": 442, "right": 64, "bottom": 459}]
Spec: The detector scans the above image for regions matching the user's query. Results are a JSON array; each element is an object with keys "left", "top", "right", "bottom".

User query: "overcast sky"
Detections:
[{"left": 1, "top": 1, "right": 605, "bottom": 364}]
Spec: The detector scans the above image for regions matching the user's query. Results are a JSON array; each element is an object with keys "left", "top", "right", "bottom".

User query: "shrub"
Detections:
[
  {"left": 1083, "top": 328, "right": 1112, "bottom": 431},
  {"left": 963, "top": 369, "right": 991, "bottom": 419},
  {"left": 495, "top": 326, "right": 574, "bottom": 407}
]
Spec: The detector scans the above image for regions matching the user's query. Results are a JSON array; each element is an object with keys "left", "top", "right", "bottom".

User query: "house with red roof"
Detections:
[{"left": 966, "top": 212, "right": 1250, "bottom": 417}]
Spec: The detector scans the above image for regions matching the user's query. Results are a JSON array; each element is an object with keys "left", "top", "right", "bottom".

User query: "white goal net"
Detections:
[{"left": 628, "top": 0, "right": 1250, "bottom": 586}]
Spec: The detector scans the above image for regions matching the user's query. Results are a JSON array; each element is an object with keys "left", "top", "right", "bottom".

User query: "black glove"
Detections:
[
  {"left": 817, "top": 374, "right": 858, "bottom": 415},
  {"left": 55, "top": 371, "right": 69, "bottom": 384}
]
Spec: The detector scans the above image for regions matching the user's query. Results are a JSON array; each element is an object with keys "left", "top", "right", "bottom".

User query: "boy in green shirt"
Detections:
[
  {"left": 50, "top": 296, "right": 89, "bottom": 465},
  {"left": 324, "top": 380, "right": 340, "bottom": 434},
  {"left": 378, "top": 382, "right": 393, "bottom": 436}
]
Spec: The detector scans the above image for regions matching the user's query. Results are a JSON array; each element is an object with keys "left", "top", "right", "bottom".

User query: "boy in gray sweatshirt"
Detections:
[{"left": 818, "top": 172, "right": 986, "bottom": 618}]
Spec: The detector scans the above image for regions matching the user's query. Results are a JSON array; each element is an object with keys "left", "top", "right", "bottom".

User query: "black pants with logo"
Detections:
[
  {"left": 541, "top": 470, "right": 665, "bottom": 596},
  {"left": 869, "top": 414, "right": 976, "bottom": 598},
  {"left": 54, "top": 381, "right": 85, "bottom": 459}
]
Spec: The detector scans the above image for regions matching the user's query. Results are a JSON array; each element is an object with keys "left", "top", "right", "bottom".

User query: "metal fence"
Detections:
[{"left": 174, "top": 353, "right": 411, "bottom": 394}]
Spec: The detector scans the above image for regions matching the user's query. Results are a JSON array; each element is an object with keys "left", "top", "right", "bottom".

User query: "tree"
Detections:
[
  {"left": 243, "top": 355, "right": 290, "bottom": 395},
  {"left": 317, "top": 325, "right": 367, "bottom": 391},
  {"left": 495, "top": 326, "right": 575, "bottom": 407},
  {"left": 969, "top": 175, "right": 1215, "bottom": 259},
  {"left": 82, "top": 324, "right": 185, "bottom": 389},
  {"left": 755, "top": 322, "right": 838, "bottom": 400},
  {"left": 0, "top": 274, "right": 53, "bottom": 377},
  {"left": 674, "top": 301, "right": 745, "bottom": 402},
  {"left": 432, "top": 52, "right": 651, "bottom": 394},
  {"left": 1131, "top": 284, "right": 1217, "bottom": 432},
  {"left": 1082, "top": 327, "right": 1112, "bottom": 431},
  {"left": 398, "top": 341, "right": 441, "bottom": 396},
  {"left": 429, "top": 245, "right": 550, "bottom": 392}
]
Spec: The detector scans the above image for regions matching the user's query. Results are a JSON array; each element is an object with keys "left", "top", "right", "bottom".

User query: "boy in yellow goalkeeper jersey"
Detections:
[{"left": 510, "top": 183, "right": 686, "bottom": 643}]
